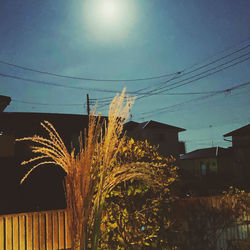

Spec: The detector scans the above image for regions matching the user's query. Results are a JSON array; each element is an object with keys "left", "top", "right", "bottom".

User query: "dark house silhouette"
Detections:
[
  {"left": 124, "top": 120, "right": 186, "bottom": 159},
  {"left": 0, "top": 111, "right": 102, "bottom": 214},
  {"left": 0, "top": 95, "right": 11, "bottom": 112},
  {"left": 224, "top": 124, "right": 250, "bottom": 190},
  {"left": 180, "top": 147, "right": 233, "bottom": 176},
  {"left": 179, "top": 147, "right": 233, "bottom": 196}
]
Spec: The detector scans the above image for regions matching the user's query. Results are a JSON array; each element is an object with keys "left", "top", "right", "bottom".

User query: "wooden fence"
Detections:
[
  {"left": 0, "top": 196, "right": 249, "bottom": 250},
  {"left": 217, "top": 220, "right": 250, "bottom": 249},
  {"left": 174, "top": 195, "right": 250, "bottom": 249},
  {"left": 0, "top": 209, "right": 71, "bottom": 250}
]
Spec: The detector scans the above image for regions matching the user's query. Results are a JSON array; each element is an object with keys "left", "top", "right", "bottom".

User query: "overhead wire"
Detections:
[
  {"left": 86, "top": 39, "right": 250, "bottom": 101},
  {"left": 135, "top": 80, "right": 250, "bottom": 119},
  {"left": 3, "top": 49, "right": 247, "bottom": 98},
  {"left": 96, "top": 53, "right": 250, "bottom": 108},
  {"left": 129, "top": 44, "right": 249, "bottom": 96},
  {"left": 95, "top": 44, "right": 250, "bottom": 103},
  {"left": 0, "top": 45, "right": 248, "bottom": 99},
  {"left": 180, "top": 37, "right": 250, "bottom": 72},
  {"left": 141, "top": 80, "right": 250, "bottom": 116},
  {"left": 155, "top": 54, "right": 250, "bottom": 93},
  {"left": 0, "top": 37, "right": 249, "bottom": 84},
  {"left": 11, "top": 99, "right": 83, "bottom": 106},
  {"left": 0, "top": 61, "right": 177, "bottom": 82},
  {"left": 1, "top": 41, "right": 249, "bottom": 115},
  {"left": 87, "top": 42, "right": 250, "bottom": 102},
  {"left": 135, "top": 49, "right": 250, "bottom": 99}
]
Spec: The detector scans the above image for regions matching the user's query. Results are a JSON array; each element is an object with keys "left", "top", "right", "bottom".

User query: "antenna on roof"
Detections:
[{"left": 209, "top": 125, "right": 214, "bottom": 147}]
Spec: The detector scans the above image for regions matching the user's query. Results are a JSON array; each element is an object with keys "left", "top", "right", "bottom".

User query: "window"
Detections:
[{"left": 201, "top": 162, "right": 207, "bottom": 176}]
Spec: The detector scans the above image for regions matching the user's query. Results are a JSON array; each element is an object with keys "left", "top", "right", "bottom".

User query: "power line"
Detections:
[
  {"left": 180, "top": 37, "right": 250, "bottom": 72},
  {"left": 135, "top": 54, "right": 250, "bottom": 102},
  {"left": 3, "top": 51, "right": 247, "bottom": 98},
  {"left": 159, "top": 55, "right": 250, "bottom": 93},
  {"left": 0, "top": 60, "right": 177, "bottom": 82},
  {"left": 12, "top": 99, "right": 83, "bottom": 106},
  {"left": 136, "top": 80, "right": 250, "bottom": 119},
  {"left": 0, "top": 38, "right": 249, "bottom": 83},
  {"left": 1, "top": 46, "right": 249, "bottom": 112},
  {"left": 0, "top": 73, "right": 124, "bottom": 94},
  {"left": 85, "top": 52, "right": 250, "bottom": 107},
  {"left": 86, "top": 44, "right": 250, "bottom": 102},
  {"left": 136, "top": 49, "right": 250, "bottom": 98},
  {"left": 91, "top": 46, "right": 249, "bottom": 104},
  {"left": 87, "top": 78, "right": 250, "bottom": 114},
  {"left": 128, "top": 44, "right": 249, "bottom": 96},
  {"left": 0, "top": 45, "right": 248, "bottom": 98}
]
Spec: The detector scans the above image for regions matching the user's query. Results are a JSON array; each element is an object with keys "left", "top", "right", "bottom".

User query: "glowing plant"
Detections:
[{"left": 17, "top": 90, "right": 170, "bottom": 249}]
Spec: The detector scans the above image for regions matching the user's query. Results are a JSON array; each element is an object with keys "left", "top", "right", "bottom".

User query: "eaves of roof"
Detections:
[{"left": 223, "top": 124, "right": 250, "bottom": 137}]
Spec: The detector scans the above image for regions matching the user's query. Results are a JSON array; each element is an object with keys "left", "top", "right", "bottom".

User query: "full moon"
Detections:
[
  {"left": 100, "top": 0, "right": 117, "bottom": 20},
  {"left": 82, "top": 0, "right": 136, "bottom": 42}
]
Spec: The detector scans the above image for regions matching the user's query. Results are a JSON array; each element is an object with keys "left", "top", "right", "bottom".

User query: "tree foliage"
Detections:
[
  {"left": 100, "top": 138, "right": 178, "bottom": 249},
  {"left": 171, "top": 187, "right": 249, "bottom": 250}
]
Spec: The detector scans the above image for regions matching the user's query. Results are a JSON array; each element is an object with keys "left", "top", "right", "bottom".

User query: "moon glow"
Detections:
[{"left": 82, "top": 0, "right": 136, "bottom": 42}]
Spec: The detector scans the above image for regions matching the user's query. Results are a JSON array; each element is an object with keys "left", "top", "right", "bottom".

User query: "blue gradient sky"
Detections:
[{"left": 0, "top": 0, "right": 249, "bottom": 152}]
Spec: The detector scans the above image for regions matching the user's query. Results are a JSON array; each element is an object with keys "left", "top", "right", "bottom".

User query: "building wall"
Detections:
[
  {"left": 217, "top": 156, "right": 234, "bottom": 176},
  {"left": 0, "top": 114, "right": 91, "bottom": 214},
  {"left": 231, "top": 134, "right": 250, "bottom": 189},
  {"left": 0, "top": 135, "right": 14, "bottom": 157},
  {"left": 232, "top": 134, "right": 250, "bottom": 148},
  {"left": 127, "top": 128, "right": 181, "bottom": 158},
  {"left": 232, "top": 134, "right": 250, "bottom": 167},
  {"left": 181, "top": 157, "right": 218, "bottom": 177}
]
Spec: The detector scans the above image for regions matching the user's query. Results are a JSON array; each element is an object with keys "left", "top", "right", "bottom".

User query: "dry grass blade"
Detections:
[{"left": 17, "top": 89, "right": 170, "bottom": 250}]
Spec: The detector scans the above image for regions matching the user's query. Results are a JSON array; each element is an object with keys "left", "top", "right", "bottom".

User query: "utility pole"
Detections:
[{"left": 87, "top": 94, "right": 90, "bottom": 116}]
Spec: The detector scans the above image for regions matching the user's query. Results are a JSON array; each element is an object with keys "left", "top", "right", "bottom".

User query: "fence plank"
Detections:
[
  {"left": 39, "top": 213, "right": 46, "bottom": 250},
  {"left": 13, "top": 216, "right": 19, "bottom": 250},
  {"left": 0, "top": 196, "right": 247, "bottom": 250},
  {"left": 65, "top": 211, "right": 72, "bottom": 249},
  {"left": 19, "top": 215, "right": 26, "bottom": 250},
  {"left": 59, "top": 210, "right": 65, "bottom": 250},
  {"left": 33, "top": 213, "right": 39, "bottom": 250},
  {"left": 53, "top": 211, "right": 59, "bottom": 250},
  {"left": 26, "top": 214, "right": 33, "bottom": 250},
  {"left": 46, "top": 212, "right": 53, "bottom": 250},
  {"left": 5, "top": 216, "right": 12, "bottom": 250},
  {"left": 0, "top": 217, "right": 4, "bottom": 250}
]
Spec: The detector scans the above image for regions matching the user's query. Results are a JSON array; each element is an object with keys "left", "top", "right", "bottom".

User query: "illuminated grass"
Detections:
[{"left": 17, "top": 89, "right": 167, "bottom": 250}]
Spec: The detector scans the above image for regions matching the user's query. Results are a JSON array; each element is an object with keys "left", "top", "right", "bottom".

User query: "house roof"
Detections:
[
  {"left": 180, "top": 147, "right": 232, "bottom": 160},
  {"left": 124, "top": 120, "right": 185, "bottom": 132},
  {"left": 0, "top": 112, "right": 107, "bottom": 137},
  {"left": 123, "top": 121, "right": 140, "bottom": 130},
  {"left": 223, "top": 124, "right": 250, "bottom": 137},
  {"left": 0, "top": 111, "right": 89, "bottom": 120},
  {"left": 0, "top": 95, "right": 11, "bottom": 112}
]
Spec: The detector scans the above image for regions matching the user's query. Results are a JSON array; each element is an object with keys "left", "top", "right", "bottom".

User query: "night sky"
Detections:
[{"left": 0, "top": 0, "right": 249, "bottom": 152}]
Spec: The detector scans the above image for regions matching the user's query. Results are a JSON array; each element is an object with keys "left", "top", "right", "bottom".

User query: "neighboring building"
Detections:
[
  {"left": 124, "top": 120, "right": 186, "bottom": 159},
  {"left": 0, "top": 112, "right": 106, "bottom": 214},
  {"left": 179, "top": 147, "right": 233, "bottom": 196},
  {"left": 224, "top": 124, "right": 250, "bottom": 190},
  {"left": 180, "top": 147, "right": 233, "bottom": 177},
  {"left": 0, "top": 95, "right": 11, "bottom": 112}
]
